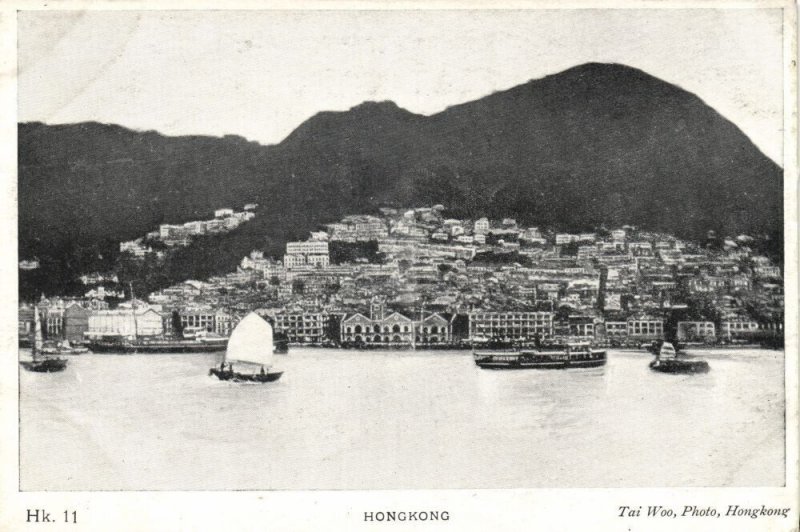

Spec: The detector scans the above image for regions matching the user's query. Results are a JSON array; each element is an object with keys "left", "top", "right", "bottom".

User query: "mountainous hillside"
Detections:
[{"left": 18, "top": 62, "right": 783, "bottom": 298}]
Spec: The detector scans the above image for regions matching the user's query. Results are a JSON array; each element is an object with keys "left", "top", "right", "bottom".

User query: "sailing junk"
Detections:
[
  {"left": 649, "top": 341, "right": 710, "bottom": 374},
  {"left": 209, "top": 313, "right": 283, "bottom": 383},
  {"left": 20, "top": 305, "right": 68, "bottom": 373}
]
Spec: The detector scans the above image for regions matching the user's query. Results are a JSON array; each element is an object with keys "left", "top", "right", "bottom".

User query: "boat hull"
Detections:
[
  {"left": 649, "top": 359, "right": 710, "bottom": 374},
  {"left": 474, "top": 349, "right": 607, "bottom": 370},
  {"left": 20, "top": 358, "right": 68, "bottom": 372},
  {"left": 208, "top": 368, "right": 283, "bottom": 383},
  {"left": 88, "top": 340, "right": 227, "bottom": 354},
  {"left": 40, "top": 347, "right": 88, "bottom": 356}
]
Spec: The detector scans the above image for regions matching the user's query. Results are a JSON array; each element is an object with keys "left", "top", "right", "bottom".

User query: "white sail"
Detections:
[{"left": 225, "top": 313, "right": 274, "bottom": 368}]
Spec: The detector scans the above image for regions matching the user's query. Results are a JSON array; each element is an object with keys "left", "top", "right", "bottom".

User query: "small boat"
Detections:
[
  {"left": 20, "top": 305, "right": 68, "bottom": 373},
  {"left": 40, "top": 339, "right": 88, "bottom": 355},
  {"left": 209, "top": 312, "right": 283, "bottom": 383},
  {"left": 473, "top": 342, "right": 606, "bottom": 369},
  {"left": 649, "top": 342, "right": 710, "bottom": 374}
]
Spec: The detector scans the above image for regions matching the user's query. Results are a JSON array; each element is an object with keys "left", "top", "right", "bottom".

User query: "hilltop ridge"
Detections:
[{"left": 18, "top": 62, "right": 783, "bottom": 297}]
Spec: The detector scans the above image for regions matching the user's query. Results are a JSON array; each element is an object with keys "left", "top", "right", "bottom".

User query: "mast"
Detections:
[
  {"left": 32, "top": 304, "right": 42, "bottom": 360},
  {"left": 129, "top": 282, "right": 139, "bottom": 341}
]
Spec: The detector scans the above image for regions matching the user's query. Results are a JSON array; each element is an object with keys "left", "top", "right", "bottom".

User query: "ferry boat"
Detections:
[{"left": 473, "top": 342, "right": 606, "bottom": 369}]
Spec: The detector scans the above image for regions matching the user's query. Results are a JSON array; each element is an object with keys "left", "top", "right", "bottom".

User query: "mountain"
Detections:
[{"left": 18, "top": 62, "right": 783, "bottom": 298}]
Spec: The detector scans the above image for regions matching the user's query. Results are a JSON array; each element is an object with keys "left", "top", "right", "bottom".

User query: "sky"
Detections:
[{"left": 17, "top": 9, "right": 785, "bottom": 163}]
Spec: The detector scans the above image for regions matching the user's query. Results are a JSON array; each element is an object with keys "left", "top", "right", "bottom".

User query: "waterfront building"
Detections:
[
  {"left": 720, "top": 320, "right": 761, "bottom": 339},
  {"left": 604, "top": 320, "right": 628, "bottom": 339},
  {"left": 468, "top": 311, "right": 554, "bottom": 341},
  {"left": 64, "top": 303, "right": 90, "bottom": 343},
  {"left": 340, "top": 311, "right": 447, "bottom": 346},
  {"left": 274, "top": 312, "right": 330, "bottom": 344},
  {"left": 568, "top": 315, "right": 596, "bottom": 338},
  {"left": 18, "top": 305, "right": 34, "bottom": 338},
  {"left": 213, "top": 311, "right": 235, "bottom": 336},
  {"left": 676, "top": 321, "right": 716, "bottom": 342},
  {"left": 379, "top": 312, "right": 415, "bottom": 344},
  {"left": 416, "top": 313, "right": 451, "bottom": 344},
  {"left": 86, "top": 308, "right": 164, "bottom": 338},
  {"left": 626, "top": 317, "right": 664, "bottom": 340},
  {"left": 341, "top": 312, "right": 373, "bottom": 344},
  {"left": 180, "top": 308, "right": 216, "bottom": 331},
  {"left": 44, "top": 306, "right": 64, "bottom": 339}
]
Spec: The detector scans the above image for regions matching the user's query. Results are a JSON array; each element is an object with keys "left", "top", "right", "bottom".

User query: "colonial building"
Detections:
[
  {"left": 340, "top": 311, "right": 449, "bottom": 347},
  {"left": 416, "top": 313, "right": 450, "bottom": 344},
  {"left": 468, "top": 311, "right": 554, "bottom": 342},
  {"left": 341, "top": 312, "right": 372, "bottom": 344}
]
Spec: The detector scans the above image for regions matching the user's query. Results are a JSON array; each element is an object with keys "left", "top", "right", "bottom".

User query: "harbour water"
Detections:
[{"left": 19, "top": 348, "right": 784, "bottom": 490}]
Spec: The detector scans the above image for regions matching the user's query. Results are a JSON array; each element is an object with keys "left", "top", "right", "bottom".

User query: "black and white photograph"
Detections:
[{"left": 1, "top": 2, "right": 797, "bottom": 530}]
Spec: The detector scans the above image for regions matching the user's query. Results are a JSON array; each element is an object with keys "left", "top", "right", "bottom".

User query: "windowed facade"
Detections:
[{"left": 468, "top": 312, "right": 554, "bottom": 341}]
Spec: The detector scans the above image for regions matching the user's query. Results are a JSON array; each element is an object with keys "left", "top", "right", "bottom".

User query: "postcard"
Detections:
[{"left": 1, "top": 1, "right": 796, "bottom": 530}]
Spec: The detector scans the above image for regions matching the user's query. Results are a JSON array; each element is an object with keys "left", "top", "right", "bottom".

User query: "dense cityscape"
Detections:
[{"left": 20, "top": 204, "right": 784, "bottom": 349}]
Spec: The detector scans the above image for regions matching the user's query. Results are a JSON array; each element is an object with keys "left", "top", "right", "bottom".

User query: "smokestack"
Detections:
[{"left": 598, "top": 266, "right": 608, "bottom": 312}]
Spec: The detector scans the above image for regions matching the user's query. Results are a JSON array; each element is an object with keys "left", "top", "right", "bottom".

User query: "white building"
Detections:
[
  {"left": 676, "top": 321, "right": 716, "bottom": 342},
  {"left": 284, "top": 240, "right": 330, "bottom": 270},
  {"left": 469, "top": 311, "right": 554, "bottom": 341},
  {"left": 86, "top": 308, "right": 164, "bottom": 338},
  {"left": 720, "top": 320, "right": 760, "bottom": 339},
  {"left": 611, "top": 229, "right": 627, "bottom": 241},
  {"left": 555, "top": 233, "right": 580, "bottom": 245},
  {"left": 474, "top": 218, "right": 490, "bottom": 234},
  {"left": 626, "top": 317, "right": 663, "bottom": 340}
]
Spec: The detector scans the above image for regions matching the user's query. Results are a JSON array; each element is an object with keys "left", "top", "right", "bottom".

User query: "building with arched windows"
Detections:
[
  {"left": 340, "top": 311, "right": 451, "bottom": 347},
  {"left": 416, "top": 313, "right": 450, "bottom": 345}
]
